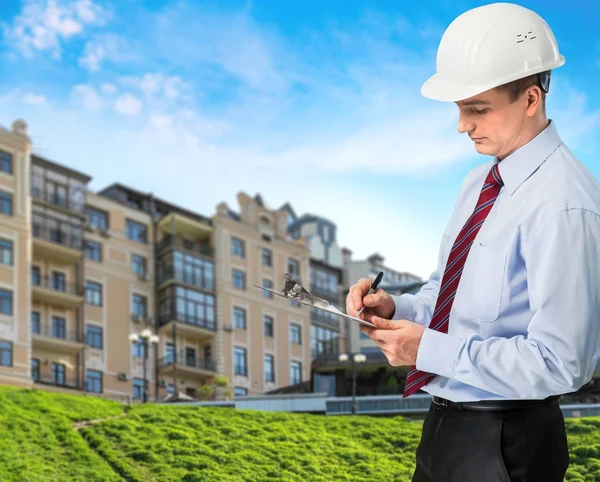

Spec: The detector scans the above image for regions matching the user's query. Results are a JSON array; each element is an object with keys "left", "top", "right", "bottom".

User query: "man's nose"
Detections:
[{"left": 457, "top": 113, "right": 475, "bottom": 134}]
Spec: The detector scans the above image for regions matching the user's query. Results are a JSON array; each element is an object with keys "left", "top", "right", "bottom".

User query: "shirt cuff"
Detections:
[
  {"left": 391, "top": 295, "right": 413, "bottom": 321},
  {"left": 415, "top": 328, "right": 463, "bottom": 379}
]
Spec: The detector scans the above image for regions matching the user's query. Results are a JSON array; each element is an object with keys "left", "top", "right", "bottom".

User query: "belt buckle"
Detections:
[{"left": 433, "top": 396, "right": 449, "bottom": 407}]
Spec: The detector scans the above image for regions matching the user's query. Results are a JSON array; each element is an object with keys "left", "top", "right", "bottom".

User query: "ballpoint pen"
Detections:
[{"left": 356, "top": 271, "right": 384, "bottom": 318}]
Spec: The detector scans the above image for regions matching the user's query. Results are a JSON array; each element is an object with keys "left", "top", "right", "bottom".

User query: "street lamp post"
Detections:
[
  {"left": 129, "top": 329, "right": 159, "bottom": 403},
  {"left": 339, "top": 352, "right": 367, "bottom": 414}
]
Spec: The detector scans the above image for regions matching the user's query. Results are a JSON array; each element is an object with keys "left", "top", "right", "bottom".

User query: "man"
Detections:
[{"left": 346, "top": 3, "right": 600, "bottom": 481}]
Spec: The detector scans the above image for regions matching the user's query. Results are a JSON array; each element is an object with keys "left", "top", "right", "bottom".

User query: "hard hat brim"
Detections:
[{"left": 421, "top": 56, "right": 566, "bottom": 103}]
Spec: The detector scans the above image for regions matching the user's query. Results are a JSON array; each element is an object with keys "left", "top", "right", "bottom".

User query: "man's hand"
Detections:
[
  {"left": 360, "top": 316, "right": 425, "bottom": 366},
  {"left": 346, "top": 278, "right": 396, "bottom": 321}
]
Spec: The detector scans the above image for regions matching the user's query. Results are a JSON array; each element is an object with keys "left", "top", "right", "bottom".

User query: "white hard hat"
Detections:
[{"left": 421, "top": 2, "right": 565, "bottom": 102}]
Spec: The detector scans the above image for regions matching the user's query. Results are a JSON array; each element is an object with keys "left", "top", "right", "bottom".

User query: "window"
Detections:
[
  {"left": 132, "top": 255, "right": 146, "bottom": 276},
  {"left": 0, "top": 150, "right": 12, "bottom": 175},
  {"left": 291, "top": 361, "right": 302, "bottom": 384},
  {"left": 133, "top": 378, "right": 146, "bottom": 400},
  {"left": 233, "top": 307, "right": 246, "bottom": 329},
  {"left": 85, "top": 281, "right": 102, "bottom": 306},
  {"left": 51, "top": 362, "right": 65, "bottom": 385},
  {"left": 0, "top": 341, "right": 12, "bottom": 367},
  {"left": 166, "top": 343, "right": 174, "bottom": 364},
  {"left": 132, "top": 340, "right": 145, "bottom": 357},
  {"left": 51, "top": 272, "right": 66, "bottom": 292},
  {"left": 86, "top": 370, "right": 103, "bottom": 393},
  {"left": 85, "top": 240, "right": 102, "bottom": 262},
  {"left": 231, "top": 237, "right": 244, "bottom": 257},
  {"left": 86, "top": 325, "right": 103, "bottom": 349},
  {"left": 31, "top": 266, "right": 40, "bottom": 286},
  {"left": 264, "top": 315, "right": 274, "bottom": 337},
  {"left": 311, "top": 268, "right": 338, "bottom": 296},
  {"left": 234, "top": 346, "right": 247, "bottom": 376},
  {"left": 0, "top": 191, "right": 12, "bottom": 215},
  {"left": 262, "top": 248, "right": 272, "bottom": 266},
  {"left": 232, "top": 269, "right": 245, "bottom": 289},
  {"left": 52, "top": 316, "right": 66, "bottom": 339},
  {"left": 288, "top": 258, "right": 299, "bottom": 276},
  {"left": 185, "top": 347, "right": 196, "bottom": 367},
  {"left": 0, "top": 289, "right": 12, "bottom": 315},
  {"left": 157, "top": 251, "right": 214, "bottom": 290},
  {"left": 158, "top": 286, "right": 215, "bottom": 330},
  {"left": 0, "top": 239, "right": 13, "bottom": 265},
  {"left": 263, "top": 279, "right": 273, "bottom": 298},
  {"left": 234, "top": 387, "right": 248, "bottom": 396},
  {"left": 311, "top": 325, "right": 340, "bottom": 358},
  {"left": 265, "top": 355, "right": 275, "bottom": 383},
  {"left": 166, "top": 383, "right": 175, "bottom": 395},
  {"left": 31, "top": 312, "right": 40, "bottom": 334},
  {"left": 31, "top": 359, "right": 40, "bottom": 382},
  {"left": 290, "top": 324, "right": 302, "bottom": 344},
  {"left": 132, "top": 294, "right": 147, "bottom": 318},
  {"left": 86, "top": 207, "right": 108, "bottom": 231},
  {"left": 126, "top": 219, "right": 147, "bottom": 243}
]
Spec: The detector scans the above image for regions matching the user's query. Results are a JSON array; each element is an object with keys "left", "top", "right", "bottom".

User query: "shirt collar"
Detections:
[{"left": 495, "top": 120, "right": 562, "bottom": 196}]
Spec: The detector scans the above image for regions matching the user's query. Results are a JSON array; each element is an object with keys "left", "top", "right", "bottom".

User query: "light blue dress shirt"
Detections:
[{"left": 391, "top": 120, "right": 600, "bottom": 401}]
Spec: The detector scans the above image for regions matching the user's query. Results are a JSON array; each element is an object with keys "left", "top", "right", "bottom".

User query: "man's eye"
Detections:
[{"left": 473, "top": 108, "right": 488, "bottom": 114}]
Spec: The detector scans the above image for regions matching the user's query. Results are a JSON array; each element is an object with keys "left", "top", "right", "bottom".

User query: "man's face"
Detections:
[{"left": 455, "top": 87, "right": 530, "bottom": 160}]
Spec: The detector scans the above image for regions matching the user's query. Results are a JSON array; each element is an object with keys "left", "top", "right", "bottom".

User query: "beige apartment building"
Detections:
[{"left": 0, "top": 119, "right": 313, "bottom": 402}]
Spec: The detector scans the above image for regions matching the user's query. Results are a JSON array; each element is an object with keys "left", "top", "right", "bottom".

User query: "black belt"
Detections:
[{"left": 431, "top": 395, "right": 560, "bottom": 411}]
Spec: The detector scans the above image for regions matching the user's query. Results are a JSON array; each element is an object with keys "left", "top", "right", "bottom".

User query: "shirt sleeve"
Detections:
[
  {"left": 390, "top": 233, "right": 448, "bottom": 328},
  {"left": 416, "top": 208, "right": 600, "bottom": 398}
]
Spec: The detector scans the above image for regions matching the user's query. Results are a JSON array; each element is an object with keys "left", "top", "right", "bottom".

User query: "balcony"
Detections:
[
  {"left": 32, "top": 276, "right": 84, "bottom": 309},
  {"left": 33, "top": 376, "right": 83, "bottom": 391},
  {"left": 310, "top": 308, "right": 341, "bottom": 330},
  {"left": 157, "top": 264, "right": 215, "bottom": 292},
  {"left": 32, "top": 218, "right": 83, "bottom": 263},
  {"left": 157, "top": 313, "right": 216, "bottom": 341},
  {"left": 157, "top": 212, "right": 213, "bottom": 243},
  {"left": 32, "top": 326, "right": 85, "bottom": 353},
  {"left": 159, "top": 351, "right": 216, "bottom": 378},
  {"left": 157, "top": 235, "right": 214, "bottom": 258}
]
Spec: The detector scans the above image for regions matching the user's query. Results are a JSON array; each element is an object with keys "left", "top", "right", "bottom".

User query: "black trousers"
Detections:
[{"left": 412, "top": 399, "right": 569, "bottom": 481}]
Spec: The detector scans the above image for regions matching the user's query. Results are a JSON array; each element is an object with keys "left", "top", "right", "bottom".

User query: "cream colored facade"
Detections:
[
  {"left": 214, "top": 193, "right": 312, "bottom": 396},
  {"left": 0, "top": 119, "right": 315, "bottom": 401}
]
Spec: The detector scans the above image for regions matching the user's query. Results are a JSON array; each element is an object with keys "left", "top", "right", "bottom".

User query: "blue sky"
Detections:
[{"left": 1, "top": 0, "right": 599, "bottom": 280}]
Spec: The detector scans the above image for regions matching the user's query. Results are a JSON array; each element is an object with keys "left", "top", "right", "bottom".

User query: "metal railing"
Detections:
[
  {"left": 157, "top": 265, "right": 215, "bottom": 291},
  {"left": 32, "top": 325, "right": 85, "bottom": 343},
  {"left": 157, "top": 236, "right": 214, "bottom": 257},
  {"left": 32, "top": 219, "right": 83, "bottom": 251},
  {"left": 32, "top": 274, "right": 84, "bottom": 296},
  {"left": 327, "top": 394, "right": 433, "bottom": 415},
  {"left": 159, "top": 352, "right": 215, "bottom": 371},
  {"left": 31, "top": 187, "right": 85, "bottom": 214},
  {"left": 34, "top": 377, "right": 82, "bottom": 390},
  {"left": 157, "top": 313, "right": 216, "bottom": 332}
]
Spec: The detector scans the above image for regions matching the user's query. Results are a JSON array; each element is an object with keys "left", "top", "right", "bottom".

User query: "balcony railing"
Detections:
[
  {"left": 32, "top": 275, "right": 84, "bottom": 297},
  {"left": 310, "top": 309, "right": 341, "bottom": 329},
  {"left": 31, "top": 186, "right": 85, "bottom": 214},
  {"left": 309, "top": 284, "right": 340, "bottom": 303},
  {"left": 157, "top": 236, "right": 214, "bottom": 257},
  {"left": 32, "top": 218, "right": 83, "bottom": 250},
  {"left": 33, "top": 376, "right": 82, "bottom": 390},
  {"left": 157, "top": 265, "right": 215, "bottom": 291},
  {"left": 159, "top": 352, "right": 215, "bottom": 371},
  {"left": 32, "top": 325, "right": 85, "bottom": 343},
  {"left": 158, "top": 313, "right": 216, "bottom": 332}
]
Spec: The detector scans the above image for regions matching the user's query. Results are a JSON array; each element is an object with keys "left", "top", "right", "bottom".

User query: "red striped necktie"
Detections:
[{"left": 403, "top": 163, "right": 504, "bottom": 398}]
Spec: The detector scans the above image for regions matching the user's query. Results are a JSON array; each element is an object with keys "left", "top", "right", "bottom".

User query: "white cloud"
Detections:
[
  {"left": 72, "top": 84, "right": 104, "bottom": 111},
  {"left": 114, "top": 93, "right": 143, "bottom": 116},
  {"left": 22, "top": 93, "right": 47, "bottom": 105},
  {"left": 4, "top": 0, "right": 109, "bottom": 59},
  {"left": 101, "top": 83, "right": 117, "bottom": 94},
  {"left": 78, "top": 33, "right": 133, "bottom": 72},
  {"left": 119, "top": 73, "right": 191, "bottom": 101}
]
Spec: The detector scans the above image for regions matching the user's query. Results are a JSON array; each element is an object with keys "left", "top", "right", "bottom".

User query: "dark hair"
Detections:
[{"left": 497, "top": 71, "right": 549, "bottom": 114}]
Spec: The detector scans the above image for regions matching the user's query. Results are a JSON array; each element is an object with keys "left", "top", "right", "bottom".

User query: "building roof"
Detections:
[{"left": 31, "top": 153, "right": 92, "bottom": 183}]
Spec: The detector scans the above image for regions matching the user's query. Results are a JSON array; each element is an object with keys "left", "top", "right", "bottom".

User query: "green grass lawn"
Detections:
[{"left": 1, "top": 385, "right": 600, "bottom": 481}]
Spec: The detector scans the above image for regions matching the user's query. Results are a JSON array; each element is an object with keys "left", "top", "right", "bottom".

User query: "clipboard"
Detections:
[{"left": 254, "top": 273, "right": 377, "bottom": 329}]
